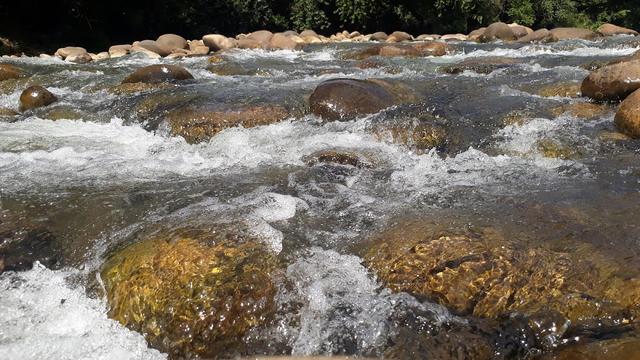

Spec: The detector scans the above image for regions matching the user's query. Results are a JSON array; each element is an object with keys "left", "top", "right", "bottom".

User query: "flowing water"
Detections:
[{"left": 1, "top": 36, "right": 640, "bottom": 359}]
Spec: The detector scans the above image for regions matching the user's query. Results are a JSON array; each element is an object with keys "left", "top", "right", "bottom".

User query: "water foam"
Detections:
[{"left": 0, "top": 264, "right": 165, "bottom": 360}]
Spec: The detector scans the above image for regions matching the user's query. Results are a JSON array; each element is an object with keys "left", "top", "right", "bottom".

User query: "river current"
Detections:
[{"left": 1, "top": 36, "right": 640, "bottom": 359}]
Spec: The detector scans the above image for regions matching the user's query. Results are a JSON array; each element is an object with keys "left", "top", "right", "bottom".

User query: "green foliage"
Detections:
[
  {"left": 505, "top": 0, "right": 535, "bottom": 26},
  {"left": 291, "top": 0, "right": 331, "bottom": 30}
]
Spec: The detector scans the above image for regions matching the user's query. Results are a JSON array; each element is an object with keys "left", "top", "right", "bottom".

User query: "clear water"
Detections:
[{"left": 1, "top": 36, "right": 640, "bottom": 359}]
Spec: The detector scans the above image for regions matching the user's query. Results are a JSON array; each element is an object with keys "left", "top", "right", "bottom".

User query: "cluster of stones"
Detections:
[
  {"left": 32, "top": 22, "right": 637, "bottom": 63},
  {"left": 579, "top": 49, "right": 640, "bottom": 137}
]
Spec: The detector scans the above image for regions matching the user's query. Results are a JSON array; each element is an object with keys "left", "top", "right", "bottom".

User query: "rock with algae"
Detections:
[
  {"left": 100, "top": 227, "right": 279, "bottom": 358},
  {"left": 364, "top": 221, "right": 640, "bottom": 346}
]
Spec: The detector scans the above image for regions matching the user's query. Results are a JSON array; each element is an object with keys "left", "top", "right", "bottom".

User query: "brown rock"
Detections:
[
  {"left": 122, "top": 64, "right": 194, "bottom": 84},
  {"left": 581, "top": 60, "right": 640, "bottom": 101},
  {"left": 508, "top": 23, "right": 533, "bottom": 38},
  {"left": 54, "top": 46, "right": 87, "bottom": 59},
  {"left": 134, "top": 40, "right": 168, "bottom": 56},
  {"left": 364, "top": 220, "right": 640, "bottom": 338},
  {"left": 370, "top": 32, "right": 388, "bottom": 41},
  {"left": 551, "top": 102, "right": 611, "bottom": 119},
  {"left": 0, "top": 107, "right": 18, "bottom": 117},
  {"left": 517, "top": 28, "right": 558, "bottom": 43},
  {"left": 0, "top": 63, "right": 23, "bottom": 81},
  {"left": 129, "top": 45, "right": 162, "bottom": 59},
  {"left": 441, "top": 34, "right": 468, "bottom": 41},
  {"left": 237, "top": 37, "right": 262, "bottom": 49},
  {"left": 108, "top": 44, "right": 131, "bottom": 58},
  {"left": 300, "top": 30, "right": 318, "bottom": 38},
  {"left": 156, "top": 33, "right": 187, "bottom": 54},
  {"left": 167, "top": 104, "right": 291, "bottom": 143},
  {"left": 19, "top": 85, "right": 57, "bottom": 112},
  {"left": 246, "top": 30, "right": 274, "bottom": 48},
  {"left": 550, "top": 27, "right": 600, "bottom": 41},
  {"left": 481, "top": 22, "right": 517, "bottom": 42},
  {"left": 309, "top": 78, "right": 415, "bottom": 121},
  {"left": 468, "top": 27, "right": 486, "bottom": 42},
  {"left": 442, "top": 57, "right": 519, "bottom": 74},
  {"left": 536, "top": 82, "right": 582, "bottom": 97},
  {"left": 101, "top": 226, "right": 278, "bottom": 358},
  {"left": 378, "top": 45, "right": 420, "bottom": 57},
  {"left": 614, "top": 88, "right": 640, "bottom": 137},
  {"left": 202, "top": 34, "right": 237, "bottom": 51},
  {"left": 304, "top": 150, "right": 373, "bottom": 168},
  {"left": 269, "top": 33, "right": 303, "bottom": 50},
  {"left": 597, "top": 23, "right": 638, "bottom": 36},
  {"left": 413, "top": 42, "right": 448, "bottom": 56},
  {"left": 387, "top": 31, "right": 412, "bottom": 42},
  {"left": 66, "top": 52, "right": 92, "bottom": 63}
]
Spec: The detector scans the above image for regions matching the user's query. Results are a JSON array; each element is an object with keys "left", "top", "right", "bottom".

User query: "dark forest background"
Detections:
[{"left": 1, "top": 0, "right": 639, "bottom": 52}]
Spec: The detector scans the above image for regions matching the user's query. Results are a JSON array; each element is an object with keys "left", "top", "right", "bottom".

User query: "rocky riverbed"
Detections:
[{"left": 1, "top": 24, "right": 640, "bottom": 360}]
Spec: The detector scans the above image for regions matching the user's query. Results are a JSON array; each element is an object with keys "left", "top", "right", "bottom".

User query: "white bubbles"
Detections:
[{"left": 0, "top": 264, "right": 166, "bottom": 360}]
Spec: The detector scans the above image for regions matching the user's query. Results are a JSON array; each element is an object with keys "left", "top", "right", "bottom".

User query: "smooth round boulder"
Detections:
[
  {"left": 54, "top": 46, "right": 87, "bottom": 59},
  {"left": 66, "top": 51, "right": 92, "bottom": 64},
  {"left": 481, "top": 22, "right": 517, "bottom": 42},
  {"left": 597, "top": 23, "right": 638, "bottom": 36},
  {"left": 440, "top": 33, "right": 468, "bottom": 41},
  {"left": 0, "top": 63, "right": 22, "bottom": 81},
  {"left": 370, "top": 32, "right": 388, "bottom": 41},
  {"left": 101, "top": 226, "right": 278, "bottom": 358},
  {"left": 310, "top": 79, "right": 408, "bottom": 121},
  {"left": 269, "top": 33, "right": 303, "bottom": 50},
  {"left": 134, "top": 40, "right": 168, "bottom": 56},
  {"left": 387, "top": 31, "right": 412, "bottom": 42},
  {"left": 614, "top": 88, "right": 640, "bottom": 137},
  {"left": 508, "top": 23, "right": 533, "bottom": 38},
  {"left": 246, "top": 30, "right": 274, "bottom": 48},
  {"left": 517, "top": 28, "right": 557, "bottom": 43},
  {"left": 156, "top": 34, "right": 187, "bottom": 53},
  {"left": 550, "top": 27, "right": 600, "bottom": 41},
  {"left": 581, "top": 60, "right": 640, "bottom": 101},
  {"left": 202, "top": 34, "right": 237, "bottom": 51},
  {"left": 19, "top": 85, "right": 57, "bottom": 111},
  {"left": 300, "top": 29, "right": 318, "bottom": 38},
  {"left": 122, "top": 64, "right": 194, "bottom": 84},
  {"left": 468, "top": 27, "right": 486, "bottom": 42},
  {"left": 108, "top": 44, "right": 131, "bottom": 58}
]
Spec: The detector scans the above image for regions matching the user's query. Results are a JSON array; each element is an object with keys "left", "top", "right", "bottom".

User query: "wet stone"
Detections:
[
  {"left": 0, "top": 212, "right": 59, "bottom": 273},
  {"left": 100, "top": 226, "right": 279, "bottom": 358},
  {"left": 363, "top": 220, "right": 640, "bottom": 350}
]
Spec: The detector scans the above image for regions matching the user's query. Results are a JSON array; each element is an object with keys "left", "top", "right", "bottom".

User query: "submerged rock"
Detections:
[
  {"left": 304, "top": 149, "right": 373, "bottom": 168},
  {"left": 19, "top": 85, "right": 57, "bottom": 111},
  {"left": 544, "top": 337, "right": 640, "bottom": 360},
  {"left": 442, "top": 57, "right": 519, "bottom": 74},
  {"left": 0, "top": 212, "right": 59, "bottom": 273},
  {"left": 614, "top": 88, "right": 640, "bottom": 137},
  {"left": 0, "top": 63, "right": 23, "bottom": 81},
  {"left": 550, "top": 102, "right": 611, "bottom": 119},
  {"left": 121, "top": 64, "right": 194, "bottom": 84},
  {"left": 581, "top": 60, "right": 640, "bottom": 101},
  {"left": 364, "top": 220, "right": 640, "bottom": 344},
  {"left": 372, "top": 121, "right": 449, "bottom": 151},
  {"left": 166, "top": 104, "right": 291, "bottom": 143},
  {"left": 100, "top": 227, "right": 278, "bottom": 358},
  {"left": 309, "top": 78, "right": 416, "bottom": 121},
  {"left": 535, "top": 82, "right": 581, "bottom": 98}
]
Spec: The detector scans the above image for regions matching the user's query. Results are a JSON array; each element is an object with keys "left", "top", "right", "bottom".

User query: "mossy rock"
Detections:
[
  {"left": 43, "top": 106, "right": 85, "bottom": 121},
  {"left": 372, "top": 122, "right": 448, "bottom": 152},
  {"left": 550, "top": 102, "right": 611, "bottom": 120},
  {"left": 364, "top": 221, "right": 640, "bottom": 341},
  {"left": 101, "top": 227, "right": 278, "bottom": 358},
  {"left": 536, "top": 138, "right": 579, "bottom": 159},
  {"left": 535, "top": 82, "right": 581, "bottom": 98}
]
